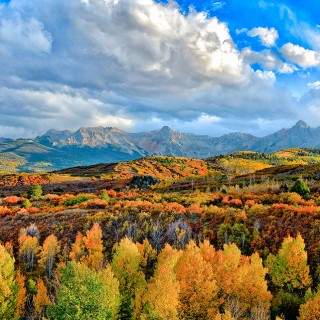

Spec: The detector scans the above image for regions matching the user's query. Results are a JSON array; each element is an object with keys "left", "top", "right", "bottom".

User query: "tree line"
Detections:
[{"left": 1, "top": 222, "right": 319, "bottom": 320}]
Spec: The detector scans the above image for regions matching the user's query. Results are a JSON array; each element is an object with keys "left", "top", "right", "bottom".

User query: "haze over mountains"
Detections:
[{"left": 1, "top": 120, "right": 319, "bottom": 172}]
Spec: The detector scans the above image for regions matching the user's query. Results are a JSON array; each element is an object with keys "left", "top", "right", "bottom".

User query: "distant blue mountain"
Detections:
[{"left": 0, "top": 120, "right": 319, "bottom": 172}]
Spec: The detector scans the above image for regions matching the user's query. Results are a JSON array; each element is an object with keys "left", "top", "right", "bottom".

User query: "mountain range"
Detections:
[{"left": 1, "top": 120, "right": 320, "bottom": 172}]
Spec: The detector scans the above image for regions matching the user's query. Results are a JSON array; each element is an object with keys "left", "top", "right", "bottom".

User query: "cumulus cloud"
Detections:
[
  {"left": 0, "top": 0, "right": 298, "bottom": 138},
  {"left": 0, "top": 0, "right": 249, "bottom": 88},
  {"left": 0, "top": 81, "right": 137, "bottom": 138},
  {"left": 279, "top": 43, "right": 320, "bottom": 68},
  {"left": 238, "top": 27, "right": 279, "bottom": 47},
  {"left": 241, "top": 48, "right": 297, "bottom": 74},
  {"left": 278, "top": 63, "right": 298, "bottom": 74}
]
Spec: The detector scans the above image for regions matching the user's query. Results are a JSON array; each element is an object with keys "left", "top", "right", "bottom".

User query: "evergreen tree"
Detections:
[{"left": 290, "top": 179, "right": 310, "bottom": 197}]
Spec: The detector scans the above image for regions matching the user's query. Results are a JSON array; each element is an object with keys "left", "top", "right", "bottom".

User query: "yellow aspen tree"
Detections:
[
  {"left": 70, "top": 224, "right": 104, "bottom": 270},
  {"left": 236, "top": 253, "right": 272, "bottom": 316},
  {"left": 69, "top": 232, "right": 85, "bottom": 263},
  {"left": 214, "top": 310, "right": 236, "bottom": 320},
  {"left": 111, "top": 237, "right": 146, "bottom": 319},
  {"left": 39, "top": 234, "right": 60, "bottom": 278},
  {"left": 199, "top": 240, "right": 216, "bottom": 265},
  {"left": 208, "top": 243, "right": 271, "bottom": 318},
  {"left": 82, "top": 223, "right": 104, "bottom": 270},
  {"left": 33, "top": 278, "right": 50, "bottom": 319},
  {"left": 298, "top": 293, "right": 320, "bottom": 320},
  {"left": 175, "top": 241, "right": 219, "bottom": 319},
  {"left": 4, "top": 241, "right": 14, "bottom": 257},
  {"left": 266, "top": 233, "right": 311, "bottom": 290},
  {"left": 136, "top": 239, "right": 157, "bottom": 279},
  {"left": 147, "top": 245, "right": 180, "bottom": 320},
  {"left": 267, "top": 234, "right": 311, "bottom": 319},
  {"left": 14, "top": 270, "right": 27, "bottom": 320},
  {"left": 0, "top": 243, "right": 17, "bottom": 319},
  {"left": 101, "top": 264, "right": 122, "bottom": 320},
  {"left": 157, "top": 243, "right": 181, "bottom": 268},
  {"left": 250, "top": 302, "right": 271, "bottom": 320},
  {"left": 18, "top": 233, "right": 40, "bottom": 272},
  {"left": 211, "top": 243, "right": 242, "bottom": 299}
]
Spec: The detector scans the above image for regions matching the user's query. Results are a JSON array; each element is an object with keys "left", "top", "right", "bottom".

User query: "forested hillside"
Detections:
[{"left": 1, "top": 152, "right": 320, "bottom": 319}]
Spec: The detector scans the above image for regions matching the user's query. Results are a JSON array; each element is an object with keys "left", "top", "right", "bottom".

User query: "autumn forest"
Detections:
[{"left": 1, "top": 150, "right": 320, "bottom": 320}]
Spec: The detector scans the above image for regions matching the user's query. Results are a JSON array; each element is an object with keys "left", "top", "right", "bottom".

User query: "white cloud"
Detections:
[
  {"left": 211, "top": 2, "right": 226, "bottom": 12},
  {"left": 0, "top": 0, "right": 298, "bottom": 138},
  {"left": 133, "top": 113, "right": 222, "bottom": 136},
  {"left": 278, "top": 63, "right": 298, "bottom": 74},
  {"left": 77, "top": 0, "right": 247, "bottom": 84},
  {"left": 247, "top": 27, "right": 279, "bottom": 47},
  {"left": 0, "top": 17, "right": 52, "bottom": 55},
  {"left": 0, "top": 84, "right": 135, "bottom": 138},
  {"left": 1, "top": 0, "right": 250, "bottom": 87},
  {"left": 255, "top": 70, "right": 276, "bottom": 82},
  {"left": 308, "top": 81, "right": 320, "bottom": 89},
  {"left": 241, "top": 48, "right": 298, "bottom": 74},
  {"left": 303, "top": 26, "right": 320, "bottom": 51},
  {"left": 284, "top": 19, "right": 320, "bottom": 52},
  {"left": 235, "top": 28, "right": 247, "bottom": 35},
  {"left": 279, "top": 43, "right": 320, "bottom": 68}
]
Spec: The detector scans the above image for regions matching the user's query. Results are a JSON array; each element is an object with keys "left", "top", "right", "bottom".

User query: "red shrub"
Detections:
[
  {"left": 107, "top": 189, "right": 117, "bottom": 198},
  {"left": 27, "top": 207, "right": 41, "bottom": 214},
  {"left": 5, "top": 196, "right": 23, "bottom": 205}
]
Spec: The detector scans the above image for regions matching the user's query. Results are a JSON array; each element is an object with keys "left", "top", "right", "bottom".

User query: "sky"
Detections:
[{"left": 0, "top": 0, "right": 320, "bottom": 138}]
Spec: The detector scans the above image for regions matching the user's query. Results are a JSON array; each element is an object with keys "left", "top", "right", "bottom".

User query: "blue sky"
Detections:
[
  {"left": 0, "top": 0, "right": 319, "bottom": 138},
  {"left": 166, "top": 0, "right": 320, "bottom": 95}
]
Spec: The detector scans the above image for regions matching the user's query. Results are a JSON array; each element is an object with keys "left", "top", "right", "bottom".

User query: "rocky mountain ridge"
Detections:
[
  {"left": 38, "top": 120, "right": 320, "bottom": 156},
  {"left": 1, "top": 120, "right": 320, "bottom": 172}
]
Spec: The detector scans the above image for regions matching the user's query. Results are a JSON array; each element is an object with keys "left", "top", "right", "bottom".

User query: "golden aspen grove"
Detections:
[
  {"left": 0, "top": 154, "right": 320, "bottom": 320},
  {"left": 1, "top": 151, "right": 320, "bottom": 319},
  {"left": 2, "top": 0, "right": 320, "bottom": 317},
  {"left": 0, "top": 152, "right": 320, "bottom": 319}
]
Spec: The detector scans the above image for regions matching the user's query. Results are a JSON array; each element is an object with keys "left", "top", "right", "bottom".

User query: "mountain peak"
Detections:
[
  {"left": 293, "top": 120, "right": 310, "bottom": 129},
  {"left": 41, "top": 129, "right": 73, "bottom": 138},
  {"left": 160, "top": 126, "right": 172, "bottom": 132},
  {"left": 156, "top": 126, "right": 176, "bottom": 136}
]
